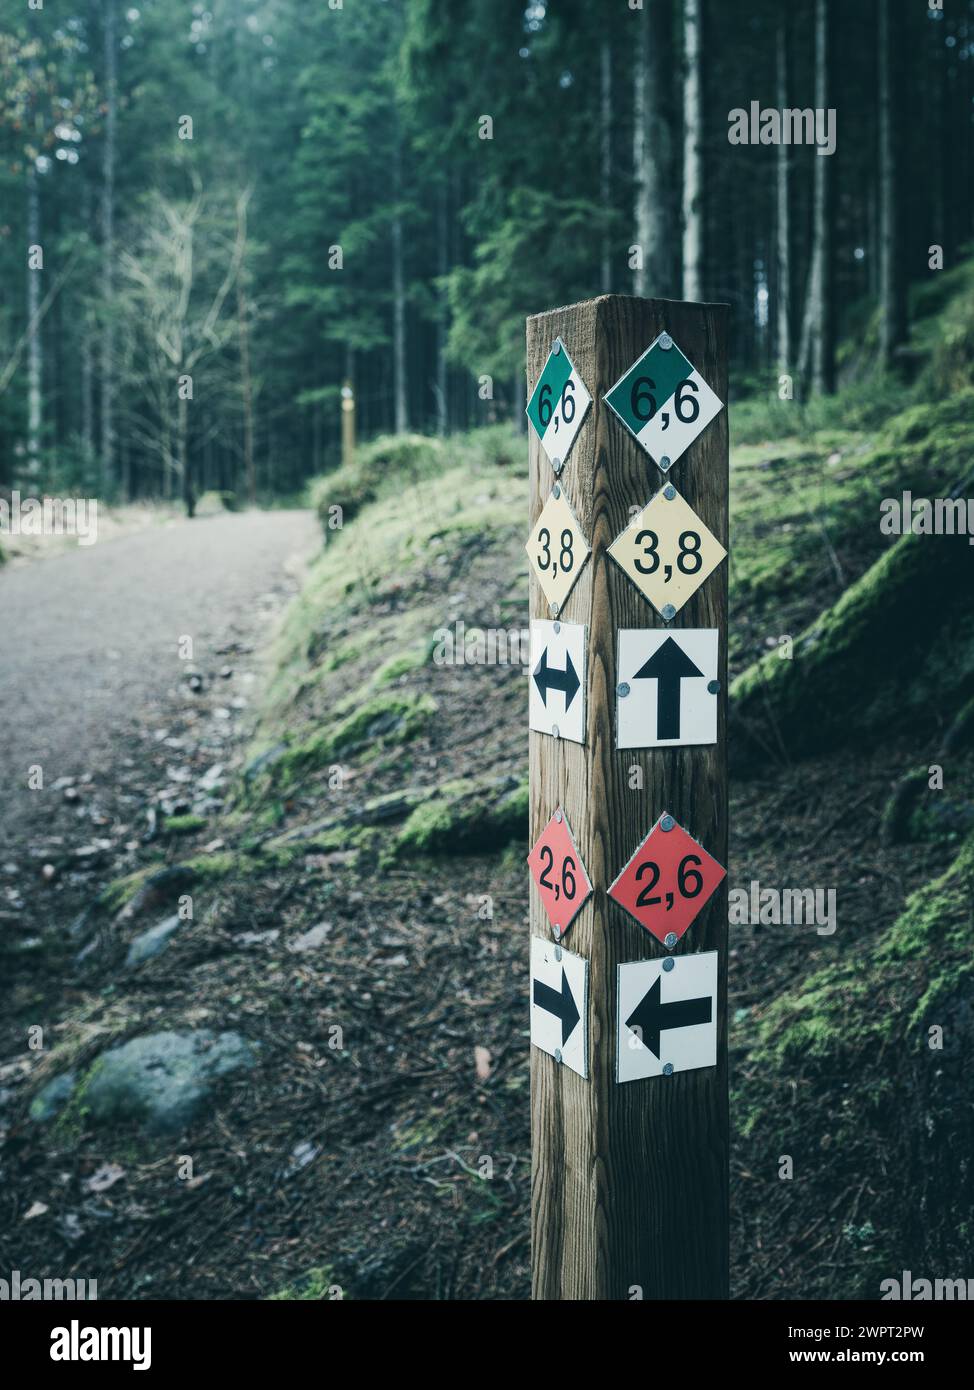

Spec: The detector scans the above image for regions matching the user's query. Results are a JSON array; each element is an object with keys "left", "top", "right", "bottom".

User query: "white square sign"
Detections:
[
  {"left": 529, "top": 619, "right": 587, "bottom": 744},
  {"left": 616, "top": 628, "right": 719, "bottom": 748},
  {"left": 530, "top": 936, "right": 588, "bottom": 1079},
  {"left": 617, "top": 951, "right": 718, "bottom": 1082}
]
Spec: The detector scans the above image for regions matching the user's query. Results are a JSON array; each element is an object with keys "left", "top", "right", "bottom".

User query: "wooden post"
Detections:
[
  {"left": 527, "top": 295, "right": 729, "bottom": 1300},
  {"left": 341, "top": 380, "right": 356, "bottom": 470}
]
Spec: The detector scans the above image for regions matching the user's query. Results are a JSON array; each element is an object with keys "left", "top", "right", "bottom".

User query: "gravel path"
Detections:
[{"left": 0, "top": 509, "right": 318, "bottom": 851}]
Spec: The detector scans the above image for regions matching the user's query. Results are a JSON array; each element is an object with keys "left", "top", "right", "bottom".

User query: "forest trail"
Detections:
[{"left": 0, "top": 510, "right": 319, "bottom": 852}]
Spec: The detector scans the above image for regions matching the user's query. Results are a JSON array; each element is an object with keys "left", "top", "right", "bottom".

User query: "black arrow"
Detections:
[
  {"left": 533, "top": 646, "right": 580, "bottom": 711},
  {"left": 533, "top": 967, "right": 581, "bottom": 1046},
  {"left": 633, "top": 636, "right": 703, "bottom": 740},
  {"left": 625, "top": 975, "right": 712, "bottom": 1060}
]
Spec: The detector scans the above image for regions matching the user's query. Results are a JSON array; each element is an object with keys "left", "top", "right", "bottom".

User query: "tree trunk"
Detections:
[
  {"left": 435, "top": 181, "right": 448, "bottom": 435},
  {"left": 26, "top": 165, "right": 42, "bottom": 479},
  {"left": 600, "top": 38, "right": 612, "bottom": 294},
  {"left": 237, "top": 275, "right": 255, "bottom": 504},
  {"left": 392, "top": 134, "right": 408, "bottom": 435},
  {"left": 681, "top": 0, "right": 703, "bottom": 302},
  {"left": 878, "top": 0, "right": 906, "bottom": 369},
  {"left": 633, "top": 0, "right": 679, "bottom": 298},
  {"left": 178, "top": 393, "right": 194, "bottom": 517},
  {"left": 775, "top": 15, "right": 791, "bottom": 374},
  {"left": 80, "top": 187, "right": 94, "bottom": 474},
  {"left": 798, "top": 0, "right": 834, "bottom": 395},
  {"left": 101, "top": 0, "right": 118, "bottom": 491}
]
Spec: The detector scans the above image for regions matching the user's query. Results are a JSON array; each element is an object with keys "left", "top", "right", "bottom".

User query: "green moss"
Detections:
[
  {"left": 98, "top": 864, "right": 166, "bottom": 915},
  {"left": 732, "top": 529, "right": 974, "bottom": 760},
  {"left": 266, "top": 1266, "right": 345, "bottom": 1300},
  {"left": 396, "top": 777, "right": 527, "bottom": 855},
  {"left": 309, "top": 432, "right": 448, "bottom": 530},
  {"left": 163, "top": 814, "right": 207, "bottom": 835},
  {"left": 182, "top": 852, "right": 238, "bottom": 880},
  {"left": 279, "top": 691, "right": 437, "bottom": 788},
  {"left": 50, "top": 1056, "right": 105, "bottom": 1145},
  {"left": 742, "top": 834, "right": 974, "bottom": 1084},
  {"left": 372, "top": 645, "right": 427, "bottom": 687}
]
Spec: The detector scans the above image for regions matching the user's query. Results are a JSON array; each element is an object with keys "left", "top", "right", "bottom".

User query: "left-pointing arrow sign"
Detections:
[
  {"left": 625, "top": 974, "right": 711, "bottom": 1059},
  {"left": 617, "top": 952, "right": 718, "bottom": 1082},
  {"left": 533, "top": 967, "right": 581, "bottom": 1045}
]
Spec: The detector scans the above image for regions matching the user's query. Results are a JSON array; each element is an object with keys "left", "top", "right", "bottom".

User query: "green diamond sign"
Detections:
[
  {"left": 604, "top": 332, "right": 723, "bottom": 471},
  {"left": 526, "top": 338, "right": 592, "bottom": 474}
]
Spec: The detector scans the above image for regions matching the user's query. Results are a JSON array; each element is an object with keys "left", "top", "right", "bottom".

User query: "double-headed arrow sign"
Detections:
[
  {"left": 533, "top": 646, "right": 581, "bottom": 711},
  {"left": 625, "top": 974, "right": 712, "bottom": 1060},
  {"left": 533, "top": 967, "right": 581, "bottom": 1045},
  {"left": 633, "top": 636, "right": 703, "bottom": 741}
]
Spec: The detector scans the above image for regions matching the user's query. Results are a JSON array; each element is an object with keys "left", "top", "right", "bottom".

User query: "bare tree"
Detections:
[{"left": 120, "top": 181, "right": 252, "bottom": 514}]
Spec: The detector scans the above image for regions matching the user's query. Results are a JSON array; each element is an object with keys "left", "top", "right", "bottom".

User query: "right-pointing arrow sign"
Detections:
[
  {"left": 633, "top": 636, "right": 704, "bottom": 741},
  {"left": 617, "top": 951, "right": 718, "bottom": 1082},
  {"left": 531, "top": 936, "right": 589, "bottom": 1078},
  {"left": 533, "top": 967, "right": 581, "bottom": 1046}
]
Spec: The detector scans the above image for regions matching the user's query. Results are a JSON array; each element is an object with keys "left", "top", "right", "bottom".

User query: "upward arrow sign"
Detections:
[
  {"left": 634, "top": 636, "right": 703, "bottom": 740},
  {"left": 625, "top": 975, "right": 712, "bottom": 1060}
]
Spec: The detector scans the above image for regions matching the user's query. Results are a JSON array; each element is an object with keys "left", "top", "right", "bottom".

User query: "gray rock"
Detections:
[
  {"left": 287, "top": 922, "right": 332, "bottom": 954},
  {"left": 30, "top": 1071, "right": 77, "bottom": 1122},
  {"left": 83, "top": 1030, "right": 256, "bottom": 1135},
  {"left": 125, "top": 914, "right": 181, "bottom": 968}
]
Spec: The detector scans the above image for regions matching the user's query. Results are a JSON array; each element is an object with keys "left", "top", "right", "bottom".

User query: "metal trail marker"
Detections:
[
  {"left": 526, "top": 337, "right": 592, "bottom": 475},
  {"left": 617, "top": 951, "right": 718, "bottom": 1082},
  {"left": 527, "top": 296, "right": 729, "bottom": 1302},
  {"left": 607, "top": 483, "right": 726, "bottom": 618},
  {"left": 616, "top": 628, "right": 720, "bottom": 747},
  {"left": 603, "top": 331, "right": 724, "bottom": 471}
]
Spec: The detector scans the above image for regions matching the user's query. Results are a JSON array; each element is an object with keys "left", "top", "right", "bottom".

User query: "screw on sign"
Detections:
[
  {"left": 603, "top": 331, "right": 724, "bottom": 472},
  {"left": 608, "top": 812, "right": 726, "bottom": 947},
  {"left": 527, "top": 808, "right": 592, "bottom": 939}
]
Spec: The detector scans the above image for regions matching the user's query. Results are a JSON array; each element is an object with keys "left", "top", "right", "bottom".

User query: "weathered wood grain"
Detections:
[{"left": 528, "top": 295, "right": 729, "bottom": 1301}]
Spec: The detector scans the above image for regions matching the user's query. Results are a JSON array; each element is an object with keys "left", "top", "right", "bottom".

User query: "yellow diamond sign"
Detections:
[
  {"left": 526, "top": 485, "right": 591, "bottom": 615},
  {"left": 607, "top": 484, "right": 725, "bottom": 618}
]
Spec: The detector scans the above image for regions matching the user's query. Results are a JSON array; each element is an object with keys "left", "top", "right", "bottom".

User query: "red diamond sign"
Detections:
[
  {"left": 608, "top": 813, "right": 725, "bottom": 946},
  {"left": 527, "top": 808, "right": 592, "bottom": 939}
]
